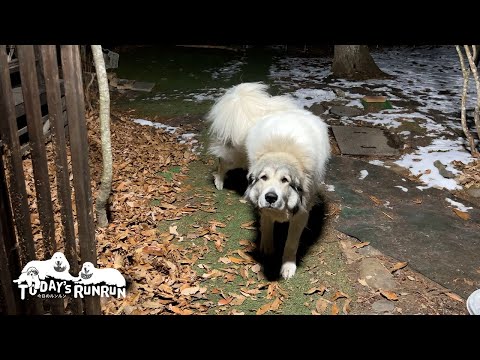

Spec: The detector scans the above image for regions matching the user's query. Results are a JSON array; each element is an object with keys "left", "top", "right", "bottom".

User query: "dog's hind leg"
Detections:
[
  {"left": 213, "top": 157, "right": 241, "bottom": 190},
  {"left": 259, "top": 215, "right": 274, "bottom": 255},
  {"left": 213, "top": 158, "right": 227, "bottom": 190},
  {"left": 280, "top": 211, "right": 308, "bottom": 279}
]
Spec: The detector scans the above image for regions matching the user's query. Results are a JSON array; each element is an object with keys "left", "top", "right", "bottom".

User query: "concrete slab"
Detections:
[
  {"left": 331, "top": 125, "right": 399, "bottom": 156},
  {"left": 325, "top": 155, "right": 480, "bottom": 299}
]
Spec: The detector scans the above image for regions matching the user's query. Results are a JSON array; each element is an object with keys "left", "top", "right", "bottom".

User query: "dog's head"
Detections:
[{"left": 244, "top": 154, "right": 309, "bottom": 217}]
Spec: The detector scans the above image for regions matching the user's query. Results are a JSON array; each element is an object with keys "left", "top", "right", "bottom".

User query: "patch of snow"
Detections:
[
  {"left": 290, "top": 88, "right": 336, "bottom": 109},
  {"left": 445, "top": 198, "right": 473, "bottom": 212},
  {"left": 395, "top": 185, "right": 408, "bottom": 192},
  {"left": 369, "top": 160, "right": 384, "bottom": 166},
  {"left": 325, "top": 184, "right": 335, "bottom": 192},
  {"left": 394, "top": 137, "right": 474, "bottom": 190},
  {"left": 359, "top": 170, "right": 369, "bottom": 180},
  {"left": 399, "top": 131, "right": 411, "bottom": 136}
]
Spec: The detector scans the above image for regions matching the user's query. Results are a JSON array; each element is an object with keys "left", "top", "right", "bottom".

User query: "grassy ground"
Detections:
[{"left": 153, "top": 130, "right": 355, "bottom": 315}]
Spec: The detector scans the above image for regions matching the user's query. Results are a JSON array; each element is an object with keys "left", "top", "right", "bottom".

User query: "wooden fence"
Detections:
[{"left": 0, "top": 45, "right": 100, "bottom": 315}]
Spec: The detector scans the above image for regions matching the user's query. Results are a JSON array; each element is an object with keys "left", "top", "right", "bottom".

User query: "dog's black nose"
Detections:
[{"left": 265, "top": 192, "right": 278, "bottom": 204}]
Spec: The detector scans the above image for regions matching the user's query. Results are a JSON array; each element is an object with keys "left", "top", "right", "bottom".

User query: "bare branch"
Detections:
[
  {"left": 455, "top": 46, "right": 479, "bottom": 157},
  {"left": 464, "top": 45, "right": 480, "bottom": 156}
]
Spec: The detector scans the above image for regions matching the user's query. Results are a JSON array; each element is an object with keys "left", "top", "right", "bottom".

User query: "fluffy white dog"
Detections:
[
  {"left": 207, "top": 83, "right": 331, "bottom": 279},
  {"left": 78, "top": 262, "right": 126, "bottom": 287}
]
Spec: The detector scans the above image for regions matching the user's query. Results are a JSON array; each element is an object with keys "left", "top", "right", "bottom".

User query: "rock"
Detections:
[
  {"left": 433, "top": 160, "right": 455, "bottom": 179},
  {"left": 371, "top": 299, "right": 395, "bottom": 313},
  {"left": 467, "top": 188, "right": 480, "bottom": 198},
  {"left": 359, "top": 258, "right": 397, "bottom": 291},
  {"left": 330, "top": 105, "right": 363, "bottom": 117},
  {"left": 308, "top": 103, "right": 327, "bottom": 116},
  {"left": 357, "top": 246, "right": 382, "bottom": 257},
  {"left": 333, "top": 88, "right": 346, "bottom": 97},
  {"left": 339, "top": 239, "right": 363, "bottom": 264}
]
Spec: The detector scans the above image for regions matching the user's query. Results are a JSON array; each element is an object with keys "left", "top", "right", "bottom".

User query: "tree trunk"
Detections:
[
  {"left": 332, "top": 45, "right": 388, "bottom": 80},
  {"left": 91, "top": 45, "right": 112, "bottom": 227}
]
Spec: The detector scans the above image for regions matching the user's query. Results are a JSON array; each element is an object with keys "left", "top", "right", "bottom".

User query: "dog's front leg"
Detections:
[
  {"left": 259, "top": 214, "right": 274, "bottom": 255},
  {"left": 280, "top": 211, "right": 308, "bottom": 279}
]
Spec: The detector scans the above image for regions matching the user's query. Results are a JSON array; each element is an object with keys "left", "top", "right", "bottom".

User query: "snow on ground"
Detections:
[
  {"left": 359, "top": 170, "right": 369, "bottom": 180},
  {"left": 445, "top": 198, "right": 473, "bottom": 212},
  {"left": 325, "top": 184, "right": 335, "bottom": 192},
  {"left": 133, "top": 119, "right": 199, "bottom": 153},
  {"left": 395, "top": 186, "right": 409, "bottom": 192},
  {"left": 209, "top": 60, "right": 245, "bottom": 80},
  {"left": 268, "top": 46, "right": 477, "bottom": 190},
  {"left": 290, "top": 88, "right": 336, "bottom": 108},
  {"left": 394, "top": 138, "right": 474, "bottom": 190}
]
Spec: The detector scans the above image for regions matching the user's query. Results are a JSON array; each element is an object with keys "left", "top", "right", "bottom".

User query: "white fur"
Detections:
[{"left": 207, "top": 82, "right": 331, "bottom": 280}]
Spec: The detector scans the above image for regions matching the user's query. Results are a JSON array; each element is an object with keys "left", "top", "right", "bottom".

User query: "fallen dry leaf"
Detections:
[
  {"left": 453, "top": 208, "right": 470, "bottom": 221},
  {"left": 343, "top": 299, "right": 351, "bottom": 314},
  {"left": 270, "top": 298, "right": 282, "bottom": 311},
  {"left": 251, "top": 264, "right": 261, "bottom": 273},
  {"left": 331, "top": 290, "right": 349, "bottom": 302},
  {"left": 380, "top": 290, "right": 399, "bottom": 301},
  {"left": 331, "top": 303, "right": 339, "bottom": 315},
  {"left": 445, "top": 292, "right": 464, "bottom": 303},
  {"left": 180, "top": 286, "right": 199, "bottom": 296},
  {"left": 390, "top": 261, "right": 408, "bottom": 273},
  {"left": 413, "top": 198, "right": 423, "bottom": 204},
  {"left": 369, "top": 195, "right": 382, "bottom": 206},
  {"left": 228, "top": 256, "right": 245, "bottom": 264},
  {"left": 316, "top": 298, "right": 329, "bottom": 314},
  {"left": 352, "top": 241, "right": 370, "bottom": 249},
  {"left": 425, "top": 169, "right": 431, "bottom": 174},
  {"left": 407, "top": 276, "right": 415, "bottom": 281},
  {"left": 256, "top": 302, "right": 273, "bottom": 315},
  {"left": 358, "top": 278, "right": 369, "bottom": 287},
  {"left": 169, "top": 225, "right": 179, "bottom": 236},
  {"left": 304, "top": 285, "right": 327, "bottom": 295},
  {"left": 218, "top": 297, "right": 233, "bottom": 306}
]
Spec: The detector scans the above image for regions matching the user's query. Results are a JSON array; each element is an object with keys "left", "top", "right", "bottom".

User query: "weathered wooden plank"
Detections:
[
  {"left": 41, "top": 45, "right": 82, "bottom": 315},
  {"left": 0, "top": 45, "right": 43, "bottom": 315},
  {"left": 17, "top": 45, "right": 57, "bottom": 258},
  {"left": 17, "top": 45, "right": 64, "bottom": 315},
  {"left": 0, "top": 153, "right": 21, "bottom": 315},
  {"left": 60, "top": 45, "right": 101, "bottom": 315}
]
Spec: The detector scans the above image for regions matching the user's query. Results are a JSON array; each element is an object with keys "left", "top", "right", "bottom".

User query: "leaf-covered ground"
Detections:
[{"left": 17, "top": 106, "right": 470, "bottom": 314}]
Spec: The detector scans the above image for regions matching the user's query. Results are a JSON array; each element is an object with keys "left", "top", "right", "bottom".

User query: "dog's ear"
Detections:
[
  {"left": 290, "top": 177, "right": 303, "bottom": 195},
  {"left": 247, "top": 172, "right": 257, "bottom": 186}
]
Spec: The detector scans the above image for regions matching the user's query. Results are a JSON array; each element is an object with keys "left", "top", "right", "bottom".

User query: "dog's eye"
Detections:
[
  {"left": 281, "top": 177, "right": 289, "bottom": 183},
  {"left": 260, "top": 175, "right": 268, "bottom": 181}
]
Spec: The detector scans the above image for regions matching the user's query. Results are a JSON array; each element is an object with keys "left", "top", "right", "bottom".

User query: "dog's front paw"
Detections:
[
  {"left": 213, "top": 174, "right": 224, "bottom": 190},
  {"left": 280, "top": 262, "right": 297, "bottom": 280}
]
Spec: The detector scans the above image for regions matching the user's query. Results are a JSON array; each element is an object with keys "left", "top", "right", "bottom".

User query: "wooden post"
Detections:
[
  {"left": 0, "top": 45, "right": 43, "bottom": 315},
  {"left": 60, "top": 45, "right": 101, "bottom": 315},
  {"left": 40, "top": 45, "right": 83, "bottom": 315}
]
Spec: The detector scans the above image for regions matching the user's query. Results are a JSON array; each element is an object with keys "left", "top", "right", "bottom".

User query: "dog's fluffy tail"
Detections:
[{"left": 206, "top": 82, "right": 297, "bottom": 148}]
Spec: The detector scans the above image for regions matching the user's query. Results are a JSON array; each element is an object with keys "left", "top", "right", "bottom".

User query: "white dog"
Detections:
[
  {"left": 78, "top": 262, "right": 126, "bottom": 287},
  {"left": 13, "top": 251, "right": 76, "bottom": 287},
  {"left": 207, "top": 82, "right": 331, "bottom": 279}
]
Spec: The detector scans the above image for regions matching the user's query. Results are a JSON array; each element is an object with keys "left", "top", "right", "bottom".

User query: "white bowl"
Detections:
[{"left": 466, "top": 289, "right": 480, "bottom": 315}]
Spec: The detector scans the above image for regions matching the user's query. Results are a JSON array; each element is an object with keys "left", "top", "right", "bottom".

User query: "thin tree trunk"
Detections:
[
  {"left": 332, "top": 45, "right": 388, "bottom": 80},
  {"left": 456, "top": 46, "right": 479, "bottom": 157},
  {"left": 464, "top": 45, "right": 480, "bottom": 156},
  {"left": 91, "top": 45, "right": 112, "bottom": 227}
]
